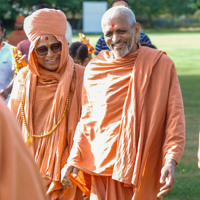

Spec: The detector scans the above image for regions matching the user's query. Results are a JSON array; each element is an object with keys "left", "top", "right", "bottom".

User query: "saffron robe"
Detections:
[
  {"left": 0, "top": 97, "right": 46, "bottom": 200},
  {"left": 67, "top": 46, "right": 185, "bottom": 200},
  {"left": 8, "top": 8, "right": 85, "bottom": 200}
]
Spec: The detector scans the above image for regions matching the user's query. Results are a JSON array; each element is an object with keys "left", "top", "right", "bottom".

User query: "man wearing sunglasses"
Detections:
[
  {"left": 8, "top": 8, "right": 86, "bottom": 200},
  {"left": 35, "top": 38, "right": 62, "bottom": 71}
]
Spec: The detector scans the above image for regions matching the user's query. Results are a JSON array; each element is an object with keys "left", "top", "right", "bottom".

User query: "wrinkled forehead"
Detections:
[{"left": 102, "top": 16, "right": 131, "bottom": 32}]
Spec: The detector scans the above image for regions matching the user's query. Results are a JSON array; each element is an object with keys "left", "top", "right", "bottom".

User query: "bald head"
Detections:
[
  {"left": 101, "top": 6, "right": 140, "bottom": 58},
  {"left": 101, "top": 6, "right": 136, "bottom": 30}
]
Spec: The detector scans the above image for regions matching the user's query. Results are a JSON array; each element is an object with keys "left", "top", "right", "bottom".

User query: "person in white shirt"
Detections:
[{"left": 0, "top": 19, "right": 15, "bottom": 103}]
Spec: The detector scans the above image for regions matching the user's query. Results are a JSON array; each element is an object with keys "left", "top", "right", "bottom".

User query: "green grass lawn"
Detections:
[{"left": 73, "top": 31, "right": 200, "bottom": 200}]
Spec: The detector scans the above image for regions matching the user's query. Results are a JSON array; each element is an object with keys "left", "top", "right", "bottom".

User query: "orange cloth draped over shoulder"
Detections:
[
  {"left": 67, "top": 46, "right": 185, "bottom": 199},
  {"left": 0, "top": 97, "right": 46, "bottom": 200},
  {"left": 8, "top": 8, "right": 85, "bottom": 199}
]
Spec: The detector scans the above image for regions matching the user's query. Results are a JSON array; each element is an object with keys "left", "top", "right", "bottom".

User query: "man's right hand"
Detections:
[{"left": 61, "top": 165, "right": 79, "bottom": 187}]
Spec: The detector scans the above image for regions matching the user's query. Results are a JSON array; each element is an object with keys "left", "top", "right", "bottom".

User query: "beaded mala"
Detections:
[{"left": 21, "top": 89, "right": 70, "bottom": 144}]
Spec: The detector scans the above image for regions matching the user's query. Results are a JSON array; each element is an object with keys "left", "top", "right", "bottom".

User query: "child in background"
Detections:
[{"left": 69, "top": 42, "right": 90, "bottom": 67}]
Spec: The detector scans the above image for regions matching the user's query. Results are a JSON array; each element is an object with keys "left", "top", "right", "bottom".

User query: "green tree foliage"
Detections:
[
  {"left": 54, "top": 0, "right": 81, "bottom": 13},
  {"left": 131, "top": 0, "right": 164, "bottom": 27},
  {"left": 0, "top": 0, "right": 198, "bottom": 28},
  {"left": 163, "top": 0, "right": 195, "bottom": 16},
  {"left": 193, "top": 0, "right": 200, "bottom": 8},
  {"left": 0, "top": 0, "right": 12, "bottom": 19},
  {"left": 131, "top": 0, "right": 196, "bottom": 27}
]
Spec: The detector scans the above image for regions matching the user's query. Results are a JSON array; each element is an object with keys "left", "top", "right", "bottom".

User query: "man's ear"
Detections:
[{"left": 134, "top": 22, "right": 141, "bottom": 41}]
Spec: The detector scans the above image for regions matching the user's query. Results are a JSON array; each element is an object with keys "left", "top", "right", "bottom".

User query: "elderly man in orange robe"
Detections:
[
  {"left": 8, "top": 15, "right": 27, "bottom": 46},
  {"left": 8, "top": 8, "right": 85, "bottom": 200},
  {"left": 0, "top": 97, "right": 46, "bottom": 200},
  {"left": 61, "top": 6, "right": 185, "bottom": 200}
]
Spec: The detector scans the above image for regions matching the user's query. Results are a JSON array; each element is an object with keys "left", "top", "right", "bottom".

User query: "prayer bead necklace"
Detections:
[{"left": 21, "top": 90, "right": 70, "bottom": 144}]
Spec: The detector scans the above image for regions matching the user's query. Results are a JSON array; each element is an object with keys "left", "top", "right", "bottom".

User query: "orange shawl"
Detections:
[
  {"left": 68, "top": 46, "right": 185, "bottom": 199},
  {"left": 8, "top": 9, "right": 85, "bottom": 199},
  {"left": 0, "top": 97, "right": 46, "bottom": 200}
]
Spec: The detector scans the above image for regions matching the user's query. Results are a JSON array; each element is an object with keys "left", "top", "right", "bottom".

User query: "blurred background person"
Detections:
[
  {"left": 0, "top": 19, "right": 15, "bottom": 103},
  {"left": 8, "top": 15, "right": 27, "bottom": 46},
  {"left": 69, "top": 42, "right": 90, "bottom": 67},
  {"left": 66, "top": 21, "right": 73, "bottom": 45},
  {"left": 0, "top": 96, "right": 46, "bottom": 200},
  {"left": 141, "top": 42, "right": 157, "bottom": 49}
]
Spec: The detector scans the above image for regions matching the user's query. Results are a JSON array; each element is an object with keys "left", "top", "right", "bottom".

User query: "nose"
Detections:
[
  {"left": 112, "top": 33, "right": 120, "bottom": 43},
  {"left": 46, "top": 47, "right": 54, "bottom": 57}
]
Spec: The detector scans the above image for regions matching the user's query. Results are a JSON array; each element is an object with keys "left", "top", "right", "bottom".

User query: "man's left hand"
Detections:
[{"left": 157, "top": 159, "right": 176, "bottom": 198}]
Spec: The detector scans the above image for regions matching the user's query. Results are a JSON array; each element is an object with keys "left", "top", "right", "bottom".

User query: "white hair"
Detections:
[{"left": 101, "top": 5, "right": 136, "bottom": 29}]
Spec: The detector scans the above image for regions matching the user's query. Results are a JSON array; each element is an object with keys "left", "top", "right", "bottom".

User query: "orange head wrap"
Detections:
[
  {"left": 10, "top": 8, "right": 75, "bottom": 191},
  {"left": 24, "top": 8, "right": 66, "bottom": 43},
  {"left": 23, "top": 8, "right": 70, "bottom": 75}
]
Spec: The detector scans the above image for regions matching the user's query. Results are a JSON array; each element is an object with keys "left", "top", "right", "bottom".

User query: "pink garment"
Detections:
[{"left": 17, "top": 39, "right": 30, "bottom": 63}]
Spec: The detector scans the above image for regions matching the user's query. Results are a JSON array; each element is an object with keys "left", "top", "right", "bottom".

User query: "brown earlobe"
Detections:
[{"left": 134, "top": 22, "right": 141, "bottom": 39}]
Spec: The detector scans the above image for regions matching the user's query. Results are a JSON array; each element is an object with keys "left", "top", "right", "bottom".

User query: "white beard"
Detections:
[{"left": 111, "top": 34, "right": 135, "bottom": 58}]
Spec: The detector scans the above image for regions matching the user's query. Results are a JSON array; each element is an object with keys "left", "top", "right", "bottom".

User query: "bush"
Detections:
[{"left": 193, "top": 9, "right": 200, "bottom": 19}]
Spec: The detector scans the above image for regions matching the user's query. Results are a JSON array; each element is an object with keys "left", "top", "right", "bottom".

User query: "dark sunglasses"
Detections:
[{"left": 35, "top": 42, "right": 62, "bottom": 56}]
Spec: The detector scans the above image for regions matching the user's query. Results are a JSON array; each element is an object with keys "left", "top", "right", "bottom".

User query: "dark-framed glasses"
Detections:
[{"left": 35, "top": 42, "right": 62, "bottom": 56}]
